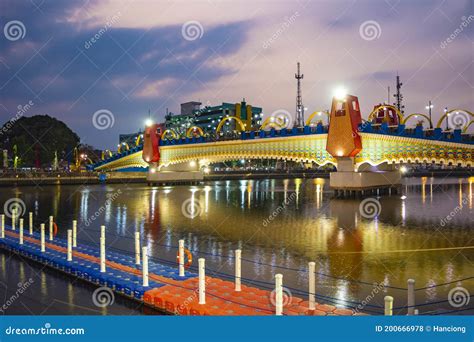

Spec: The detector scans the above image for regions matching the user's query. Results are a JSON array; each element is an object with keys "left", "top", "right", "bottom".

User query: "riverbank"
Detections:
[
  {"left": 0, "top": 172, "right": 146, "bottom": 187},
  {"left": 1, "top": 169, "right": 471, "bottom": 187}
]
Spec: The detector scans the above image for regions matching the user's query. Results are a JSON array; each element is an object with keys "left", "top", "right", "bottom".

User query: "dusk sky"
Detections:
[{"left": 1, "top": 0, "right": 473, "bottom": 149}]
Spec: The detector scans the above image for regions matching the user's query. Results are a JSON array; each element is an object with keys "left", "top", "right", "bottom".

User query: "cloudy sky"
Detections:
[{"left": 1, "top": 0, "right": 472, "bottom": 148}]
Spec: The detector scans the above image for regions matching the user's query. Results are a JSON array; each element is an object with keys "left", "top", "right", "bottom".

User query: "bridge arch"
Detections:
[
  {"left": 101, "top": 150, "right": 113, "bottom": 160},
  {"left": 260, "top": 116, "right": 286, "bottom": 130},
  {"left": 305, "top": 111, "right": 329, "bottom": 126},
  {"left": 367, "top": 105, "right": 403, "bottom": 123},
  {"left": 402, "top": 113, "right": 433, "bottom": 127},
  {"left": 161, "top": 129, "right": 179, "bottom": 140},
  {"left": 464, "top": 120, "right": 473, "bottom": 133},
  {"left": 436, "top": 109, "right": 474, "bottom": 130},
  {"left": 186, "top": 126, "right": 206, "bottom": 138},
  {"left": 118, "top": 142, "right": 130, "bottom": 153},
  {"left": 216, "top": 116, "right": 246, "bottom": 136},
  {"left": 135, "top": 134, "right": 143, "bottom": 146}
]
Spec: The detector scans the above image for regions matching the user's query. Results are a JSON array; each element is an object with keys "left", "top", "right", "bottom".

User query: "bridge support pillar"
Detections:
[
  {"left": 330, "top": 157, "right": 401, "bottom": 196},
  {"left": 147, "top": 160, "right": 204, "bottom": 185}
]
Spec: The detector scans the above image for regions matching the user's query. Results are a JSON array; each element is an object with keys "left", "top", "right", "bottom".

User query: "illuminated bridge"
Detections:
[{"left": 90, "top": 96, "right": 473, "bottom": 190}]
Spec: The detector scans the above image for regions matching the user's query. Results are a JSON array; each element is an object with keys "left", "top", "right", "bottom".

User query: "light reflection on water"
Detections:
[{"left": 0, "top": 176, "right": 473, "bottom": 315}]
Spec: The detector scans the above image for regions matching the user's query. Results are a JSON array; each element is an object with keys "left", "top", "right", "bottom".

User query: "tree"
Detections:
[{"left": 0, "top": 115, "right": 80, "bottom": 168}]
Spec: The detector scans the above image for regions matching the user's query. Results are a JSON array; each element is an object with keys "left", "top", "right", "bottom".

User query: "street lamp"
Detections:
[
  {"left": 333, "top": 86, "right": 347, "bottom": 101},
  {"left": 425, "top": 101, "right": 434, "bottom": 129}
]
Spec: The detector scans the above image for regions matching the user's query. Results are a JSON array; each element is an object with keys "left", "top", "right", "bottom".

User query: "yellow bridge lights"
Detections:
[
  {"left": 101, "top": 150, "right": 113, "bottom": 160},
  {"left": 259, "top": 116, "right": 286, "bottom": 130},
  {"left": 186, "top": 126, "right": 206, "bottom": 138},
  {"left": 305, "top": 111, "right": 329, "bottom": 126},
  {"left": 117, "top": 142, "right": 130, "bottom": 153},
  {"left": 367, "top": 104, "right": 404, "bottom": 124},
  {"left": 161, "top": 129, "right": 179, "bottom": 140},
  {"left": 215, "top": 116, "right": 247, "bottom": 137}
]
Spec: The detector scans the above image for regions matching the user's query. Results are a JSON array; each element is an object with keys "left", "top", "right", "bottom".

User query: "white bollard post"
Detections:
[
  {"left": 135, "top": 232, "right": 141, "bottom": 265},
  {"left": 29, "top": 212, "right": 33, "bottom": 235},
  {"left": 19, "top": 219, "right": 24, "bottom": 245},
  {"left": 235, "top": 249, "right": 241, "bottom": 292},
  {"left": 49, "top": 216, "right": 53, "bottom": 241},
  {"left": 40, "top": 223, "right": 45, "bottom": 252},
  {"left": 1, "top": 214, "right": 4, "bottom": 239},
  {"left": 72, "top": 220, "right": 77, "bottom": 247},
  {"left": 275, "top": 274, "right": 283, "bottom": 316},
  {"left": 100, "top": 225, "right": 106, "bottom": 272},
  {"left": 178, "top": 239, "right": 185, "bottom": 277},
  {"left": 12, "top": 209, "right": 16, "bottom": 231},
  {"left": 308, "top": 261, "right": 316, "bottom": 310},
  {"left": 100, "top": 236, "right": 106, "bottom": 272},
  {"left": 198, "top": 258, "right": 206, "bottom": 304},
  {"left": 384, "top": 296, "right": 393, "bottom": 316},
  {"left": 67, "top": 229, "right": 72, "bottom": 261},
  {"left": 142, "top": 246, "right": 149, "bottom": 287},
  {"left": 407, "top": 279, "right": 415, "bottom": 315}
]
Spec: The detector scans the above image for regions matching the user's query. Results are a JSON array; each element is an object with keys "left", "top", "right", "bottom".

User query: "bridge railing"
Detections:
[
  {"left": 159, "top": 123, "right": 329, "bottom": 147},
  {"left": 88, "top": 144, "right": 144, "bottom": 170},
  {"left": 359, "top": 122, "right": 473, "bottom": 144}
]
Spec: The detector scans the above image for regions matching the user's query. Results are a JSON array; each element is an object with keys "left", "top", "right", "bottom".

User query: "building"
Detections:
[
  {"left": 165, "top": 100, "right": 263, "bottom": 137},
  {"left": 119, "top": 131, "right": 143, "bottom": 146}
]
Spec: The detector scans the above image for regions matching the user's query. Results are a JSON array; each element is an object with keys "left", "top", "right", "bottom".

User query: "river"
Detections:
[{"left": 0, "top": 176, "right": 472, "bottom": 315}]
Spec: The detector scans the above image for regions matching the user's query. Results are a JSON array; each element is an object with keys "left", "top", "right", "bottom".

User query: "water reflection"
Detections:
[{"left": 1, "top": 177, "right": 473, "bottom": 314}]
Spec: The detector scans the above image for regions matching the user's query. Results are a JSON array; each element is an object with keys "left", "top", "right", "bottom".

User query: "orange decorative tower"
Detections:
[
  {"left": 326, "top": 94, "right": 362, "bottom": 158},
  {"left": 327, "top": 93, "right": 401, "bottom": 195},
  {"left": 142, "top": 123, "right": 160, "bottom": 164}
]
